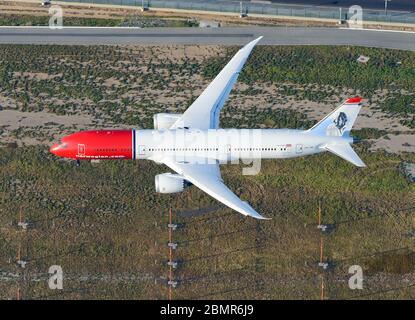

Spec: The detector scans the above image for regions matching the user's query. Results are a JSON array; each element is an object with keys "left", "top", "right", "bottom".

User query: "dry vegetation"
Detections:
[
  {"left": 3, "top": 0, "right": 415, "bottom": 31},
  {"left": 0, "top": 145, "right": 414, "bottom": 299},
  {"left": 0, "top": 0, "right": 337, "bottom": 28},
  {"left": 0, "top": 44, "right": 414, "bottom": 152},
  {"left": 0, "top": 1, "right": 200, "bottom": 27}
]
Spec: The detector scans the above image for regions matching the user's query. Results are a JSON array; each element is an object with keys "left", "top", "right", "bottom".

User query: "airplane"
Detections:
[{"left": 50, "top": 36, "right": 365, "bottom": 220}]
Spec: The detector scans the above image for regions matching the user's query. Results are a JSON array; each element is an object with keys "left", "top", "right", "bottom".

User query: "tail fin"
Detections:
[
  {"left": 308, "top": 97, "right": 362, "bottom": 137},
  {"left": 311, "top": 97, "right": 366, "bottom": 167}
]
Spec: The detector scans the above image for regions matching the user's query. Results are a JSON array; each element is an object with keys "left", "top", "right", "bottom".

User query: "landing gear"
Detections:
[{"left": 75, "top": 160, "right": 81, "bottom": 167}]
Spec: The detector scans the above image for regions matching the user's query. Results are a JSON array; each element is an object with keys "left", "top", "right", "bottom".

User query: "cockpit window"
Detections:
[{"left": 55, "top": 142, "right": 68, "bottom": 149}]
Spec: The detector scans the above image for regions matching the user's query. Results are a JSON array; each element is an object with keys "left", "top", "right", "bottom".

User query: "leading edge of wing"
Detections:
[
  {"left": 170, "top": 36, "right": 263, "bottom": 130},
  {"left": 162, "top": 157, "right": 270, "bottom": 220}
]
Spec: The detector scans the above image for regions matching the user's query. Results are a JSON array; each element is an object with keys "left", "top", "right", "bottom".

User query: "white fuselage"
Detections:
[{"left": 133, "top": 128, "right": 351, "bottom": 161}]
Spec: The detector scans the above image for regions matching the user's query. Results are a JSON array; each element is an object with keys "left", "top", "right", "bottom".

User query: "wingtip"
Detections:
[
  {"left": 253, "top": 36, "right": 263, "bottom": 44},
  {"left": 355, "top": 157, "right": 366, "bottom": 168},
  {"left": 245, "top": 36, "right": 263, "bottom": 48},
  {"left": 255, "top": 215, "right": 272, "bottom": 220},
  {"left": 249, "top": 211, "right": 271, "bottom": 220},
  {"left": 345, "top": 97, "right": 363, "bottom": 104}
]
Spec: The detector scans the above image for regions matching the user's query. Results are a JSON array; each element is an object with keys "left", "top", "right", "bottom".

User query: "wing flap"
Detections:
[{"left": 162, "top": 157, "right": 269, "bottom": 220}]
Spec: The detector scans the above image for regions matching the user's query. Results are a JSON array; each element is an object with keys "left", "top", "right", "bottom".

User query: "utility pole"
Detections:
[
  {"left": 168, "top": 207, "right": 172, "bottom": 300},
  {"left": 141, "top": 0, "right": 149, "bottom": 11},
  {"left": 317, "top": 200, "right": 328, "bottom": 232},
  {"left": 239, "top": 1, "right": 247, "bottom": 18},
  {"left": 167, "top": 207, "right": 178, "bottom": 299},
  {"left": 317, "top": 202, "right": 329, "bottom": 270},
  {"left": 384, "top": 0, "right": 391, "bottom": 15}
]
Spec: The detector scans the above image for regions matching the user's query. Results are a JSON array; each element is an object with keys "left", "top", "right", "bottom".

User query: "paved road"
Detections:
[{"left": 1, "top": 27, "right": 415, "bottom": 51}]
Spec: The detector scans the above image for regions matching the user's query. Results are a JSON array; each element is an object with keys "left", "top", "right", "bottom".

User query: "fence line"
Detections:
[{"left": 57, "top": 0, "right": 415, "bottom": 24}]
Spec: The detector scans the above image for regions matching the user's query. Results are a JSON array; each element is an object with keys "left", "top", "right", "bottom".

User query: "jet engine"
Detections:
[
  {"left": 155, "top": 173, "right": 190, "bottom": 193},
  {"left": 153, "top": 113, "right": 182, "bottom": 130}
]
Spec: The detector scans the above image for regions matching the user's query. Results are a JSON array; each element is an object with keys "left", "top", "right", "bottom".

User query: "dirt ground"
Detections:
[
  {"left": 0, "top": 3, "right": 414, "bottom": 153},
  {"left": 4, "top": 0, "right": 415, "bottom": 30},
  {"left": 0, "top": 0, "right": 335, "bottom": 27},
  {"left": 0, "top": 45, "right": 414, "bottom": 153}
]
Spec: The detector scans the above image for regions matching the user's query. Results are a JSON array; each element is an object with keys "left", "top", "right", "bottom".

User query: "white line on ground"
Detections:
[{"left": 339, "top": 27, "right": 415, "bottom": 34}]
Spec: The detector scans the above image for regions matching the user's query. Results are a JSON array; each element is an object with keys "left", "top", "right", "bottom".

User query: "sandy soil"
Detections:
[
  {"left": 4, "top": 0, "right": 415, "bottom": 31},
  {"left": 372, "top": 134, "right": 415, "bottom": 153},
  {"left": 0, "top": 44, "right": 413, "bottom": 153},
  {"left": 0, "top": 0, "right": 336, "bottom": 27},
  {"left": 0, "top": 109, "right": 91, "bottom": 130}
]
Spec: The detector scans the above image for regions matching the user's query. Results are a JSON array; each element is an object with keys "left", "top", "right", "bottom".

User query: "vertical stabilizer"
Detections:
[{"left": 308, "top": 97, "right": 362, "bottom": 137}]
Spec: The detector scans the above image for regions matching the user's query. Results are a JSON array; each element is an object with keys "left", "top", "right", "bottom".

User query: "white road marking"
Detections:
[{"left": 339, "top": 27, "right": 415, "bottom": 34}]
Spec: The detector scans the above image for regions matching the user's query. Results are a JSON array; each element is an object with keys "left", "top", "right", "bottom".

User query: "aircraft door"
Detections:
[
  {"left": 296, "top": 144, "right": 303, "bottom": 154},
  {"left": 224, "top": 144, "right": 232, "bottom": 161},
  {"left": 138, "top": 145, "right": 146, "bottom": 156},
  {"left": 77, "top": 144, "right": 85, "bottom": 157}
]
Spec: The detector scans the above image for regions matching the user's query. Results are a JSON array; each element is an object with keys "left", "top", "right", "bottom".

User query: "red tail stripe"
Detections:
[{"left": 345, "top": 97, "right": 362, "bottom": 104}]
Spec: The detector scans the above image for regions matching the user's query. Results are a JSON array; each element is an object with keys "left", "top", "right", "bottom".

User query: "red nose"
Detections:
[{"left": 49, "top": 130, "right": 134, "bottom": 160}]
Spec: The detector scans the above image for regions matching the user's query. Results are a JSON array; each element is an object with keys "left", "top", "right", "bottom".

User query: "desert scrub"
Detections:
[
  {"left": 1, "top": 146, "right": 414, "bottom": 299},
  {"left": 203, "top": 45, "right": 415, "bottom": 98},
  {"left": 379, "top": 93, "right": 415, "bottom": 115},
  {"left": 353, "top": 128, "right": 388, "bottom": 140},
  {"left": 0, "top": 14, "right": 199, "bottom": 28},
  {"left": 0, "top": 14, "right": 121, "bottom": 27},
  {"left": 221, "top": 106, "right": 316, "bottom": 129}
]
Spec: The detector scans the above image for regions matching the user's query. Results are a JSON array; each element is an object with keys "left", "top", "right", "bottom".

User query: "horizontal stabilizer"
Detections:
[{"left": 323, "top": 143, "right": 366, "bottom": 167}]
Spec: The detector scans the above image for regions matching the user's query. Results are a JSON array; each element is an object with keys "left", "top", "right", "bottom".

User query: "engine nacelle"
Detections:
[
  {"left": 155, "top": 173, "right": 190, "bottom": 194},
  {"left": 153, "top": 113, "right": 182, "bottom": 130}
]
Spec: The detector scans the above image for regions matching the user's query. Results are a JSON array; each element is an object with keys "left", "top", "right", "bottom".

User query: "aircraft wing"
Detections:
[
  {"left": 161, "top": 157, "right": 269, "bottom": 220},
  {"left": 170, "top": 36, "right": 263, "bottom": 130}
]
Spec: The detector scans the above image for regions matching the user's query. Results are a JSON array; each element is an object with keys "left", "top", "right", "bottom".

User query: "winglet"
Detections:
[
  {"left": 247, "top": 210, "right": 272, "bottom": 220},
  {"left": 242, "top": 201, "right": 271, "bottom": 220},
  {"left": 251, "top": 213, "right": 272, "bottom": 220},
  {"left": 243, "top": 36, "right": 263, "bottom": 50}
]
